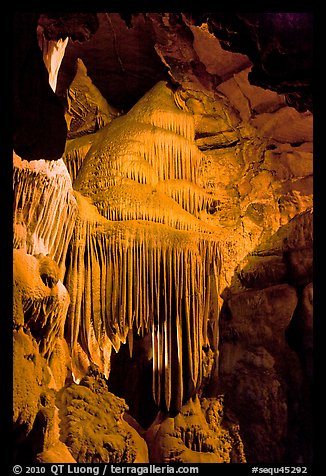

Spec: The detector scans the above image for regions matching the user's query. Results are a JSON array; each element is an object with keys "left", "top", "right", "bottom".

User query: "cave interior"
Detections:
[{"left": 12, "top": 12, "right": 313, "bottom": 465}]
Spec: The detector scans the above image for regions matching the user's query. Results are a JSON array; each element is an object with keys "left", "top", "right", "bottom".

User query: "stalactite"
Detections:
[
  {"left": 37, "top": 26, "right": 68, "bottom": 93},
  {"left": 13, "top": 153, "right": 78, "bottom": 277},
  {"left": 156, "top": 180, "right": 216, "bottom": 217},
  {"left": 65, "top": 192, "right": 221, "bottom": 411},
  {"left": 74, "top": 119, "right": 204, "bottom": 198},
  {"left": 127, "top": 81, "right": 195, "bottom": 141},
  {"left": 65, "top": 81, "right": 222, "bottom": 413},
  {"left": 92, "top": 180, "right": 217, "bottom": 233},
  {"left": 62, "top": 135, "right": 94, "bottom": 183},
  {"left": 73, "top": 81, "right": 203, "bottom": 200}
]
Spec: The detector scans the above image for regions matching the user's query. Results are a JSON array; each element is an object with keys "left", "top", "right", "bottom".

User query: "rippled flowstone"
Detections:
[{"left": 64, "top": 81, "right": 222, "bottom": 414}]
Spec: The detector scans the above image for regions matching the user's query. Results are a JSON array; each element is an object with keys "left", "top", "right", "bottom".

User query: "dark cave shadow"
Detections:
[{"left": 205, "top": 209, "right": 313, "bottom": 464}]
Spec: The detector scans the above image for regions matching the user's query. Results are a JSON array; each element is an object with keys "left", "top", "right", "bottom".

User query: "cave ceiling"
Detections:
[
  {"left": 13, "top": 12, "right": 312, "bottom": 162},
  {"left": 57, "top": 12, "right": 313, "bottom": 112}
]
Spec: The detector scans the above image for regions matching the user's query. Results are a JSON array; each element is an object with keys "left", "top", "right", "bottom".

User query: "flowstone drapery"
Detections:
[
  {"left": 64, "top": 81, "right": 222, "bottom": 413},
  {"left": 13, "top": 154, "right": 78, "bottom": 361},
  {"left": 13, "top": 153, "right": 78, "bottom": 277}
]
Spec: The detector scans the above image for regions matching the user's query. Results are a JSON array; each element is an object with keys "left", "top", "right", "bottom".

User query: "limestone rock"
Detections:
[
  {"left": 13, "top": 328, "right": 49, "bottom": 434},
  {"left": 199, "top": 147, "right": 245, "bottom": 187},
  {"left": 65, "top": 58, "right": 119, "bottom": 139},
  {"left": 13, "top": 249, "right": 70, "bottom": 360},
  {"left": 57, "top": 373, "right": 148, "bottom": 463},
  {"left": 196, "top": 131, "right": 239, "bottom": 150},
  {"left": 254, "top": 209, "right": 313, "bottom": 256},
  {"left": 263, "top": 146, "right": 313, "bottom": 182},
  {"left": 288, "top": 283, "right": 313, "bottom": 378},
  {"left": 251, "top": 107, "right": 312, "bottom": 144},
  {"left": 229, "top": 67, "right": 286, "bottom": 114},
  {"left": 13, "top": 328, "right": 67, "bottom": 462},
  {"left": 216, "top": 65, "right": 288, "bottom": 130},
  {"left": 65, "top": 81, "right": 222, "bottom": 414},
  {"left": 145, "top": 397, "right": 245, "bottom": 463},
  {"left": 217, "top": 76, "right": 252, "bottom": 122},
  {"left": 13, "top": 248, "right": 72, "bottom": 462},
  {"left": 226, "top": 284, "right": 298, "bottom": 345},
  {"left": 225, "top": 368, "right": 289, "bottom": 462},
  {"left": 219, "top": 318, "right": 303, "bottom": 463},
  {"left": 237, "top": 255, "right": 288, "bottom": 289},
  {"left": 197, "top": 13, "right": 312, "bottom": 112},
  {"left": 36, "top": 442, "right": 77, "bottom": 463},
  {"left": 218, "top": 274, "right": 306, "bottom": 464},
  {"left": 189, "top": 22, "right": 250, "bottom": 81},
  {"left": 300, "top": 283, "right": 313, "bottom": 340},
  {"left": 194, "top": 115, "right": 236, "bottom": 138},
  {"left": 55, "top": 13, "right": 312, "bottom": 113},
  {"left": 184, "top": 88, "right": 241, "bottom": 129},
  {"left": 48, "top": 338, "right": 71, "bottom": 391},
  {"left": 276, "top": 190, "right": 312, "bottom": 226},
  {"left": 284, "top": 247, "right": 313, "bottom": 286}
]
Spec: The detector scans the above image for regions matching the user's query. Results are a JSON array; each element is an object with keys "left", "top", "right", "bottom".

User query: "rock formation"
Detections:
[
  {"left": 12, "top": 12, "right": 313, "bottom": 466},
  {"left": 64, "top": 81, "right": 222, "bottom": 417}
]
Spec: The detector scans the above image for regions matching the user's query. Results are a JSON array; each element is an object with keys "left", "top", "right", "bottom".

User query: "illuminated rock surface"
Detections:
[
  {"left": 64, "top": 83, "right": 222, "bottom": 414},
  {"left": 64, "top": 58, "right": 119, "bottom": 139},
  {"left": 57, "top": 371, "right": 148, "bottom": 463},
  {"left": 12, "top": 12, "right": 313, "bottom": 465},
  {"left": 145, "top": 397, "right": 245, "bottom": 463},
  {"left": 13, "top": 153, "right": 78, "bottom": 278}
]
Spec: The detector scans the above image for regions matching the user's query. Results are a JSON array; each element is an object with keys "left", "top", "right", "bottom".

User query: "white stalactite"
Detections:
[
  {"left": 37, "top": 27, "right": 69, "bottom": 93},
  {"left": 13, "top": 153, "right": 78, "bottom": 278}
]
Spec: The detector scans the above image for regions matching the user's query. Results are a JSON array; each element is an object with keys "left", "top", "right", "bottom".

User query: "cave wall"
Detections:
[{"left": 12, "top": 12, "right": 313, "bottom": 465}]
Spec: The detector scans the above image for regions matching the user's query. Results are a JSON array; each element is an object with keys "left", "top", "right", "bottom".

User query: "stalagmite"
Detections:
[{"left": 65, "top": 81, "right": 222, "bottom": 412}]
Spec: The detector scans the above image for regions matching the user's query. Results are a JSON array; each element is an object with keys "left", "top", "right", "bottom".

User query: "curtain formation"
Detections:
[
  {"left": 65, "top": 81, "right": 221, "bottom": 412},
  {"left": 13, "top": 81, "right": 222, "bottom": 413}
]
